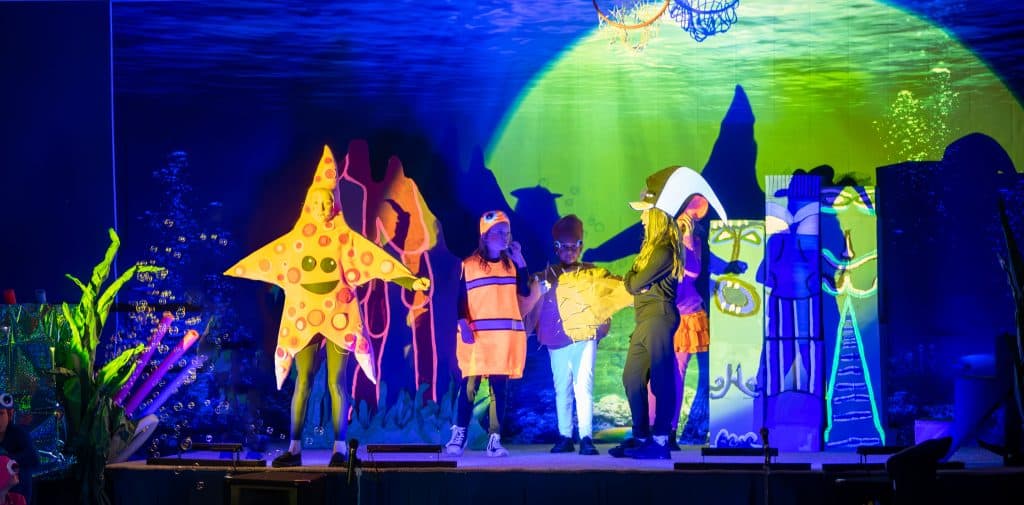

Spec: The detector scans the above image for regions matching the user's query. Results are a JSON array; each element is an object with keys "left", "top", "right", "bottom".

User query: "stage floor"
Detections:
[
  {"left": 108, "top": 441, "right": 1007, "bottom": 471},
  {"left": 101, "top": 443, "right": 1019, "bottom": 505}
]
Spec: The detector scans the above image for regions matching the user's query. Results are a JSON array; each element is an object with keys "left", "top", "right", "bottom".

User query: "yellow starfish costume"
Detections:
[{"left": 225, "top": 146, "right": 429, "bottom": 389}]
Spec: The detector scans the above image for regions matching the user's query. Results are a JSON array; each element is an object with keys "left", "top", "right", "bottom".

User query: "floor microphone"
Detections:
[{"left": 347, "top": 438, "right": 359, "bottom": 484}]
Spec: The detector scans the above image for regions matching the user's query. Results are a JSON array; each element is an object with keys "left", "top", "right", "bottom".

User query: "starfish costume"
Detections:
[{"left": 226, "top": 146, "right": 428, "bottom": 390}]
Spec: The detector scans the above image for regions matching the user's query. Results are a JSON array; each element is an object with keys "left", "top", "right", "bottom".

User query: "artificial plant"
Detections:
[{"left": 52, "top": 228, "right": 164, "bottom": 505}]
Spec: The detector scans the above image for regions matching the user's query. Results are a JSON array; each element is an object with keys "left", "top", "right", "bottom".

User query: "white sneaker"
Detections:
[
  {"left": 486, "top": 433, "right": 509, "bottom": 457},
  {"left": 445, "top": 425, "right": 467, "bottom": 456}
]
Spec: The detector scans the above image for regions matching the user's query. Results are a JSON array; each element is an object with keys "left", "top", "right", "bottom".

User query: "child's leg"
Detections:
[
  {"left": 571, "top": 340, "right": 597, "bottom": 439},
  {"left": 326, "top": 340, "right": 351, "bottom": 453},
  {"left": 549, "top": 346, "right": 574, "bottom": 438}
]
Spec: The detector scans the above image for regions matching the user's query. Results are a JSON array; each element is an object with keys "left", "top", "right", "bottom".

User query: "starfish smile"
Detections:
[{"left": 301, "top": 280, "right": 339, "bottom": 294}]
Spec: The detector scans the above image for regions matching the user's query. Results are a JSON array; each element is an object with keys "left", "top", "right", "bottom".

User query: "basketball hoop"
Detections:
[
  {"left": 592, "top": 0, "right": 739, "bottom": 48},
  {"left": 670, "top": 0, "right": 740, "bottom": 42},
  {"left": 593, "top": 0, "right": 670, "bottom": 53}
]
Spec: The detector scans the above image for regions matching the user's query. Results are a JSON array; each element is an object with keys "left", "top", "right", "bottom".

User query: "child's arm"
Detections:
[{"left": 624, "top": 245, "right": 674, "bottom": 295}]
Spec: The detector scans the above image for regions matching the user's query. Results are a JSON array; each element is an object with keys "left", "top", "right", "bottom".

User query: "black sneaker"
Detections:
[
  {"left": 578, "top": 436, "right": 599, "bottom": 455},
  {"left": 550, "top": 436, "right": 575, "bottom": 453},
  {"left": 668, "top": 438, "right": 682, "bottom": 451},
  {"left": 628, "top": 438, "right": 671, "bottom": 460},
  {"left": 328, "top": 451, "right": 348, "bottom": 467},
  {"left": 271, "top": 451, "right": 302, "bottom": 468},
  {"left": 608, "top": 437, "right": 641, "bottom": 458}
]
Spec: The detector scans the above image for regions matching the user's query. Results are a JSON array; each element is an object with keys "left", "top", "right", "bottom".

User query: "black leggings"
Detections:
[
  {"left": 455, "top": 375, "right": 508, "bottom": 435},
  {"left": 289, "top": 336, "right": 350, "bottom": 441},
  {"left": 623, "top": 312, "right": 680, "bottom": 439}
]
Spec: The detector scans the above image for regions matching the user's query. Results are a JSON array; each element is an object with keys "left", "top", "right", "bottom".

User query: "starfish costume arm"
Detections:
[{"left": 340, "top": 232, "right": 430, "bottom": 291}]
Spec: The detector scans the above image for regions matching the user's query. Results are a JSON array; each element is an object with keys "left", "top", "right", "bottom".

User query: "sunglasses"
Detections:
[{"left": 554, "top": 240, "right": 582, "bottom": 250}]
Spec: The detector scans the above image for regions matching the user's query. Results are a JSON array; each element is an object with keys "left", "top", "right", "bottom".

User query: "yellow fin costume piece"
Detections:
[{"left": 554, "top": 267, "right": 633, "bottom": 341}]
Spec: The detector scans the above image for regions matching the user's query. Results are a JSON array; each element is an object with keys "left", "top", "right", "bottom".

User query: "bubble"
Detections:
[
  {"left": 173, "top": 402, "right": 183, "bottom": 412},
  {"left": 204, "top": 400, "right": 211, "bottom": 407},
  {"left": 180, "top": 437, "right": 192, "bottom": 451},
  {"left": 313, "top": 426, "right": 325, "bottom": 436},
  {"left": 195, "top": 481, "right": 205, "bottom": 491},
  {"left": 266, "top": 427, "right": 274, "bottom": 435},
  {"left": 187, "top": 401, "right": 195, "bottom": 410},
  {"left": 205, "top": 435, "right": 213, "bottom": 443},
  {"left": 279, "top": 434, "right": 286, "bottom": 440}
]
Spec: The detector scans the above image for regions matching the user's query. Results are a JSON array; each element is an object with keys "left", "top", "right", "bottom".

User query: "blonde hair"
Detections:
[{"left": 633, "top": 208, "right": 683, "bottom": 278}]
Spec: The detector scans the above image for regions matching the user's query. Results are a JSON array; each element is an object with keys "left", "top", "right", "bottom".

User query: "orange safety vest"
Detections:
[{"left": 456, "top": 254, "right": 527, "bottom": 378}]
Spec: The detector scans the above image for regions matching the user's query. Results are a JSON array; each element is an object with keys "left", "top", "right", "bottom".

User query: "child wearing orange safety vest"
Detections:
[{"left": 444, "top": 210, "right": 530, "bottom": 457}]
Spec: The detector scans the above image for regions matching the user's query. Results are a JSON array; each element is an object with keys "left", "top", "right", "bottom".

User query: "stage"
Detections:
[{"left": 94, "top": 443, "right": 1020, "bottom": 505}]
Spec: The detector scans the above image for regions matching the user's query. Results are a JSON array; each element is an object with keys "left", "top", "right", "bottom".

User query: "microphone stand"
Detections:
[
  {"left": 347, "top": 438, "right": 359, "bottom": 485},
  {"left": 761, "top": 427, "right": 771, "bottom": 505}
]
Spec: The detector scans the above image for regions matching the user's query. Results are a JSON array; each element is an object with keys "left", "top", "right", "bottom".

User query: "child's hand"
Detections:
[
  {"left": 458, "top": 319, "right": 475, "bottom": 344},
  {"left": 508, "top": 241, "right": 526, "bottom": 268}
]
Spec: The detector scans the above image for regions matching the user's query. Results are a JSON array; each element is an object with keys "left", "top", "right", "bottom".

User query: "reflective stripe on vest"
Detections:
[
  {"left": 462, "top": 255, "right": 525, "bottom": 324},
  {"left": 469, "top": 318, "right": 526, "bottom": 332},
  {"left": 466, "top": 276, "right": 517, "bottom": 291}
]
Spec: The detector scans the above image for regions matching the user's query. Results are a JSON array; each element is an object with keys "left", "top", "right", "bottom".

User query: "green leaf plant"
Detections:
[{"left": 53, "top": 229, "right": 164, "bottom": 505}]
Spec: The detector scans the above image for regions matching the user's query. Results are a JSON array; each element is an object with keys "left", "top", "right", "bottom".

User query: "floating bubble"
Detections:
[
  {"left": 180, "top": 437, "right": 192, "bottom": 451},
  {"left": 195, "top": 481, "right": 205, "bottom": 491}
]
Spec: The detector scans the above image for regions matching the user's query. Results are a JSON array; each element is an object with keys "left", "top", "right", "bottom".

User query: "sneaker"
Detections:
[
  {"left": 445, "top": 425, "right": 468, "bottom": 456},
  {"left": 578, "top": 436, "right": 599, "bottom": 455},
  {"left": 628, "top": 438, "right": 671, "bottom": 460},
  {"left": 271, "top": 451, "right": 302, "bottom": 468},
  {"left": 486, "top": 433, "right": 509, "bottom": 457},
  {"left": 668, "top": 438, "right": 682, "bottom": 451},
  {"left": 550, "top": 436, "right": 575, "bottom": 453},
  {"left": 608, "top": 437, "right": 641, "bottom": 458}
]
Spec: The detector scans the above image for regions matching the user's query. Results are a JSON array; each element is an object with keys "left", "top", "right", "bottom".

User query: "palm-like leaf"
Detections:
[{"left": 96, "top": 344, "right": 147, "bottom": 396}]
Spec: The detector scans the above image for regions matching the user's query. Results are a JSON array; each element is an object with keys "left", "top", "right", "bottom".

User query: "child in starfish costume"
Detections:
[{"left": 226, "top": 146, "right": 429, "bottom": 467}]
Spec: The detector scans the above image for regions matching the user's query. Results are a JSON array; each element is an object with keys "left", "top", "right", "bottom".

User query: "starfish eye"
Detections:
[
  {"left": 301, "top": 256, "right": 317, "bottom": 272},
  {"left": 320, "top": 257, "right": 337, "bottom": 273}
]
